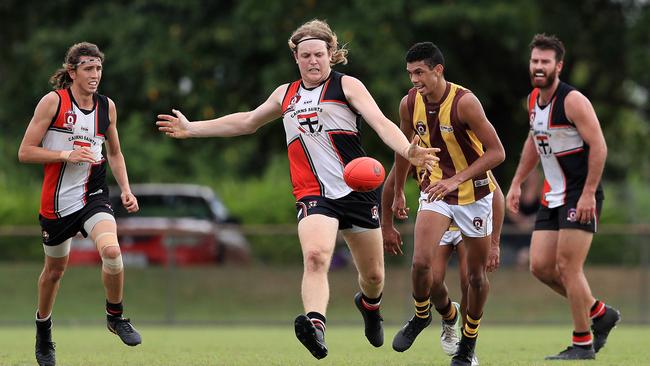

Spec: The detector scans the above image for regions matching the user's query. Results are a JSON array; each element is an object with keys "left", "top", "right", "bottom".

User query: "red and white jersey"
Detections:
[
  {"left": 40, "top": 89, "right": 110, "bottom": 219},
  {"left": 528, "top": 81, "right": 603, "bottom": 208},
  {"left": 281, "top": 71, "right": 369, "bottom": 200}
]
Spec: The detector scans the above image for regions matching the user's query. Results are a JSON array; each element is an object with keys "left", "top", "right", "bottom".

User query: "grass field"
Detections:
[
  {"left": 0, "top": 324, "right": 646, "bottom": 365},
  {"left": 1, "top": 264, "right": 647, "bottom": 324}
]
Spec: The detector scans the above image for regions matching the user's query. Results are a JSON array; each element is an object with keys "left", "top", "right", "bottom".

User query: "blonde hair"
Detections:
[
  {"left": 49, "top": 42, "right": 104, "bottom": 90},
  {"left": 288, "top": 19, "right": 348, "bottom": 66}
]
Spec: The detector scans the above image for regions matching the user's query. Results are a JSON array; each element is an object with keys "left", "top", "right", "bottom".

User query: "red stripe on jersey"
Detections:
[
  {"left": 288, "top": 139, "right": 321, "bottom": 200},
  {"left": 555, "top": 147, "right": 584, "bottom": 157},
  {"left": 528, "top": 89, "right": 539, "bottom": 116},
  {"left": 40, "top": 163, "right": 64, "bottom": 219},
  {"left": 51, "top": 90, "right": 72, "bottom": 129},
  {"left": 541, "top": 179, "right": 551, "bottom": 207},
  {"left": 281, "top": 81, "right": 302, "bottom": 114}
]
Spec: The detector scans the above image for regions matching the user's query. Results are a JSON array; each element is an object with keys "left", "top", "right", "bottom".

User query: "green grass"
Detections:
[
  {"left": 1, "top": 264, "right": 647, "bottom": 324},
  {"left": 0, "top": 325, "right": 646, "bottom": 365}
]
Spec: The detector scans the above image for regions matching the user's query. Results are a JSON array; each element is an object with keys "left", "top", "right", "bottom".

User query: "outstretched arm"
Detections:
[{"left": 156, "top": 84, "right": 286, "bottom": 138}]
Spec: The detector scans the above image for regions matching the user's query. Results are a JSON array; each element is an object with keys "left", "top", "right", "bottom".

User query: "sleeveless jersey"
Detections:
[
  {"left": 408, "top": 82, "right": 496, "bottom": 205},
  {"left": 40, "top": 89, "right": 110, "bottom": 219},
  {"left": 527, "top": 81, "right": 603, "bottom": 208},
  {"left": 281, "top": 71, "right": 372, "bottom": 201}
]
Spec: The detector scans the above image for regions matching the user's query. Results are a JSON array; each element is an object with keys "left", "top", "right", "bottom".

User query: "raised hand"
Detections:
[
  {"left": 406, "top": 136, "right": 439, "bottom": 171},
  {"left": 156, "top": 109, "right": 192, "bottom": 139}
]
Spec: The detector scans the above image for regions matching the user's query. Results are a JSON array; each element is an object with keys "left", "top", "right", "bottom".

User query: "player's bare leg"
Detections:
[
  {"left": 91, "top": 219, "right": 141, "bottom": 346},
  {"left": 295, "top": 214, "right": 338, "bottom": 359},
  {"left": 452, "top": 235, "right": 490, "bottom": 366},
  {"left": 545, "top": 229, "right": 597, "bottom": 360},
  {"left": 35, "top": 254, "right": 68, "bottom": 366},
  {"left": 393, "top": 211, "right": 449, "bottom": 352},
  {"left": 529, "top": 230, "right": 567, "bottom": 296},
  {"left": 345, "top": 228, "right": 384, "bottom": 347},
  {"left": 431, "top": 244, "right": 461, "bottom": 356}
]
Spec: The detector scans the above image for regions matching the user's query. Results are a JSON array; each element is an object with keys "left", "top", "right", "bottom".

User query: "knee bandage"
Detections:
[{"left": 96, "top": 232, "right": 123, "bottom": 275}]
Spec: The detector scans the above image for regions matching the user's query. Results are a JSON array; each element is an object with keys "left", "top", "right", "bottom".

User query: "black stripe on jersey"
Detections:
[
  {"left": 326, "top": 129, "right": 365, "bottom": 166},
  {"left": 49, "top": 92, "right": 62, "bottom": 128},
  {"left": 298, "top": 136, "right": 325, "bottom": 196},
  {"left": 538, "top": 81, "right": 576, "bottom": 128},
  {"left": 95, "top": 94, "right": 110, "bottom": 137},
  {"left": 320, "top": 71, "right": 359, "bottom": 114},
  {"left": 54, "top": 163, "right": 67, "bottom": 218}
]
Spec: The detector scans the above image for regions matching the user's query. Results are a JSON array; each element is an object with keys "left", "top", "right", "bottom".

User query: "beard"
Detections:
[{"left": 530, "top": 69, "right": 557, "bottom": 88}]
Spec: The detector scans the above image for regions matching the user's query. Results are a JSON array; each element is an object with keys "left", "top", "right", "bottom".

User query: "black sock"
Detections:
[
  {"left": 307, "top": 311, "right": 326, "bottom": 332},
  {"left": 36, "top": 311, "right": 52, "bottom": 333},
  {"left": 106, "top": 300, "right": 123, "bottom": 318}
]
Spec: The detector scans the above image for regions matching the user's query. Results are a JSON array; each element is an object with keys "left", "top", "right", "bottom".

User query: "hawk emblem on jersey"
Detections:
[
  {"left": 472, "top": 217, "right": 483, "bottom": 231},
  {"left": 415, "top": 121, "right": 427, "bottom": 135},
  {"left": 297, "top": 112, "right": 322, "bottom": 135},
  {"left": 371, "top": 205, "right": 379, "bottom": 221},
  {"left": 63, "top": 110, "right": 77, "bottom": 131}
]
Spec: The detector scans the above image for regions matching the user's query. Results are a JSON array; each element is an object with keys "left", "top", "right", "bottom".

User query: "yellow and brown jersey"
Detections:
[{"left": 407, "top": 82, "right": 495, "bottom": 205}]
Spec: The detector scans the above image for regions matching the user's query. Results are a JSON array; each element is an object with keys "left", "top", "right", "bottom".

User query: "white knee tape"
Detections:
[{"left": 100, "top": 244, "right": 123, "bottom": 275}]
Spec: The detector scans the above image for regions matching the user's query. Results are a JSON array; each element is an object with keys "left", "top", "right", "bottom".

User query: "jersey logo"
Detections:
[
  {"left": 473, "top": 217, "right": 484, "bottom": 231},
  {"left": 535, "top": 134, "right": 553, "bottom": 156},
  {"left": 566, "top": 208, "right": 577, "bottom": 222},
  {"left": 63, "top": 110, "right": 77, "bottom": 131},
  {"left": 440, "top": 125, "right": 454, "bottom": 133},
  {"left": 287, "top": 94, "right": 301, "bottom": 113},
  {"left": 415, "top": 121, "right": 427, "bottom": 135},
  {"left": 297, "top": 112, "right": 322, "bottom": 135},
  {"left": 371, "top": 205, "right": 379, "bottom": 221},
  {"left": 529, "top": 111, "right": 536, "bottom": 125}
]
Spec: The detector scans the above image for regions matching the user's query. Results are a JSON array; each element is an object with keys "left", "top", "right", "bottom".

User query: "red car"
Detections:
[{"left": 69, "top": 184, "right": 250, "bottom": 266}]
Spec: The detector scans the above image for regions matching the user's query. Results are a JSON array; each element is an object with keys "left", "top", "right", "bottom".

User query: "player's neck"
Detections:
[
  {"left": 70, "top": 85, "right": 94, "bottom": 109},
  {"left": 538, "top": 78, "right": 560, "bottom": 106},
  {"left": 424, "top": 78, "right": 447, "bottom": 104}
]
